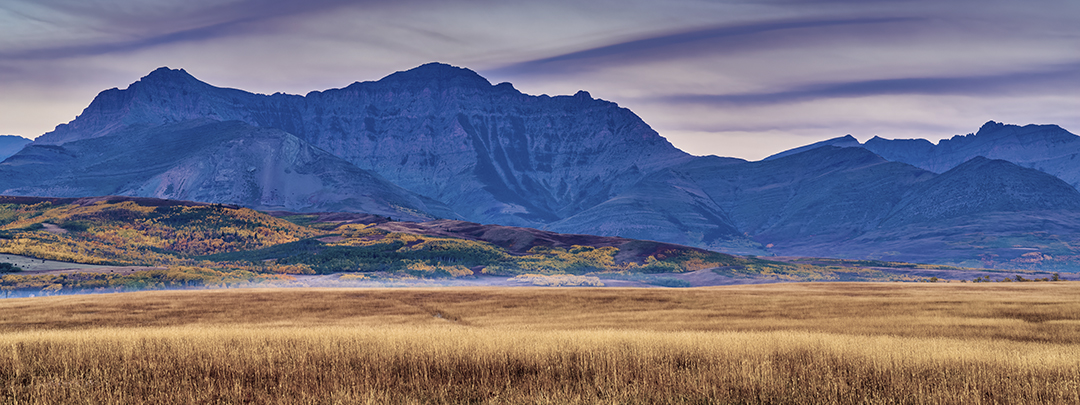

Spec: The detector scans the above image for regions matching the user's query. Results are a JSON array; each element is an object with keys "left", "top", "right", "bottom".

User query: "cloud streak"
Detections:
[
  {"left": 491, "top": 16, "right": 919, "bottom": 75},
  {"left": 659, "top": 63, "right": 1080, "bottom": 106},
  {"left": 0, "top": 0, "right": 368, "bottom": 59},
  {"left": 0, "top": 0, "right": 1077, "bottom": 160}
]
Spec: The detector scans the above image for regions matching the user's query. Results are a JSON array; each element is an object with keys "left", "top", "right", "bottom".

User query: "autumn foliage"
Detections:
[{"left": 0, "top": 197, "right": 754, "bottom": 294}]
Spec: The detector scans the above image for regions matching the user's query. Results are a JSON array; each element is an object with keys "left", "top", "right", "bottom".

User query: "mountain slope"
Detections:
[
  {"left": 757, "top": 155, "right": 1080, "bottom": 268},
  {"left": 849, "top": 157, "right": 1080, "bottom": 267},
  {"left": 0, "top": 135, "right": 31, "bottom": 162},
  {"left": 557, "top": 144, "right": 1080, "bottom": 269},
  {"left": 0, "top": 120, "right": 455, "bottom": 220},
  {"left": 547, "top": 155, "right": 749, "bottom": 253},
  {"left": 762, "top": 134, "right": 861, "bottom": 160},
  {"left": 552, "top": 147, "right": 936, "bottom": 254},
  {"left": 882, "top": 156, "right": 1080, "bottom": 227}
]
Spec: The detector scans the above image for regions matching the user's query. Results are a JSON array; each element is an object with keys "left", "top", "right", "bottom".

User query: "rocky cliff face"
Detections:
[
  {"left": 297, "top": 66, "right": 691, "bottom": 227},
  {"left": 32, "top": 63, "right": 690, "bottom": 227},
  {"left": 2, "top": 120, "right": 455, "bottom": 221}
]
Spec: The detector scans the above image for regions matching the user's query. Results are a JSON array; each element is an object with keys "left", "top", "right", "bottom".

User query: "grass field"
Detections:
[{"left": 2, "top": 283, "right": 1079, "bottom": 404}]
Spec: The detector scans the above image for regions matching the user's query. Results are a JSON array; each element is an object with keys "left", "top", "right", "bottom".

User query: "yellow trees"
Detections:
[{"left": 0, "top": 201, "right": 324, "bottom": 266}]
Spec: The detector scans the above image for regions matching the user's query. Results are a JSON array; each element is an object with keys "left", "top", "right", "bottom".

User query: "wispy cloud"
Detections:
[
  {"left": 1, "top": 21, "right": 244, "bottom": 60},
  {"left": 491, "top": 16, "right": 918, "bottom": 75},
  {"left": 659, "top": 63, "right": 1080, "bottom": 106},
  {"left": 0, "top": 0, "right": 1077, "bottom": 158},
  {"left": 0, "top": 0, "right": 374, "bottom": 59}
]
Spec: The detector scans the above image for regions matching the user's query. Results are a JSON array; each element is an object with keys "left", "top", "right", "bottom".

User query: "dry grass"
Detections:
[{"left": 1, "top": 283, "right": 1079, "bottom": 404}]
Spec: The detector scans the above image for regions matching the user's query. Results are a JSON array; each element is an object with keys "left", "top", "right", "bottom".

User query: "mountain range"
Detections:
[
  {"left": 2, "top": 63, "right": 1079, "bottom": 270},
  {"left": 768, "top": 121, "right": 1080, "bottom": 190}
]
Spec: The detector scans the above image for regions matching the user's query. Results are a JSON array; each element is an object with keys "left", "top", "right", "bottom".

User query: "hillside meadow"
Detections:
[{"left": 1, "top": 283, "right": 1079, "bottom": 404}]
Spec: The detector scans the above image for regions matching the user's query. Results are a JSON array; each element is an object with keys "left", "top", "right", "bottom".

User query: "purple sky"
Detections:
[{"left": 2, "top": 0, "right": 1078, "bottom": 160}]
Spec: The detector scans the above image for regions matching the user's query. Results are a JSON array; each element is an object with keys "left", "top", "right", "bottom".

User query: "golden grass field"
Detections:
[{"left": 1, "top": 283, "right": 1079, "bottom": 404}]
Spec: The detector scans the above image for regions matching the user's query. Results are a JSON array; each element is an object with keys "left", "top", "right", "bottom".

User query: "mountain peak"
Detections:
[
  {"left": 976, "top": 120, "right": 1005, "bottom": 133},
  {"left": 139, "top": 67, "right": 202, "bottom": 86},
  {"left": 947, "top": 121, "right": 1076, "bottom": 146},
  {"left": 959, "top": 120, "right": 1014, "bottom": 141},
  {"left": 969, "top": 121, "right": 1067, "bottom": 138},
  {"left": 378, "top": 62, "right": 491, "bottom": 87},
  {"left": 763, "top": 134, "right": 862, "bottom": 161},
  {"left": 125, "top": 66, "right": 214, "bottom": 96}
]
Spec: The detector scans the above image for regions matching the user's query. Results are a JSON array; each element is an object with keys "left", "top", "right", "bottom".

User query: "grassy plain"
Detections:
[{"left": 1, "top": 283, "right": 1079, "bottom": 404}]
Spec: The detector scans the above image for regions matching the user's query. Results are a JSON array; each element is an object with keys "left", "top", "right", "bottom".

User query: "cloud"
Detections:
[
  {"left": 1, "top": 0, "right": 1077, "bottom": 158},
  {"left": 0, "top": 0, "right": 377, "bottom": 60},
  {"left": 1, "top": 22, "right": 244, "bottom": 60},
  {"left": 490, "top": 16, "right": 919, "bottom": 75},
  {"left": 638, "top": 92, "right": 1080, "bottom": 160},
  {"left": 658, "top": 63, "right": 1080, "bottom": 106}
]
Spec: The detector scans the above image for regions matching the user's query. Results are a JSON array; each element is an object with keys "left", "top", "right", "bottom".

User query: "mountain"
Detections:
[
  {"left": 881, "top": 156, "right": 1080, "bottom": 227},
  {"left": 770, "top": 121, "right": 1080, "bottom": 191},
  {"left": 762, "top": 134, "right": 861, "bottom": 160},
  {"left": 0, "top": 119, "right": 455, "bottom": 220},
  {"left": 809, "top": 156, "right": 1080, "bottom": 267},
  {"left": 557, "top": 144, "right": 1080, "bottom": 269},
  {"left": 5, "top": 64, "right": 1080, "bottom": 270},
  {"left": 27, "top": 64, "right": 690, "bottom": 228},
  {"left": 552, "top": 147, "right": 936, "bottom": 254},
  {"left": 546, "top": 155, "right": 750, "bottom": 253},
  {"left": 299, "top": 66, "right": 692, "bottom": 227},
  {"left": 0, "top": 135, "right": 31, "bottom": 162},
  {"left": 863, "top": 122, "right": 1080, "bottom": 190}
]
